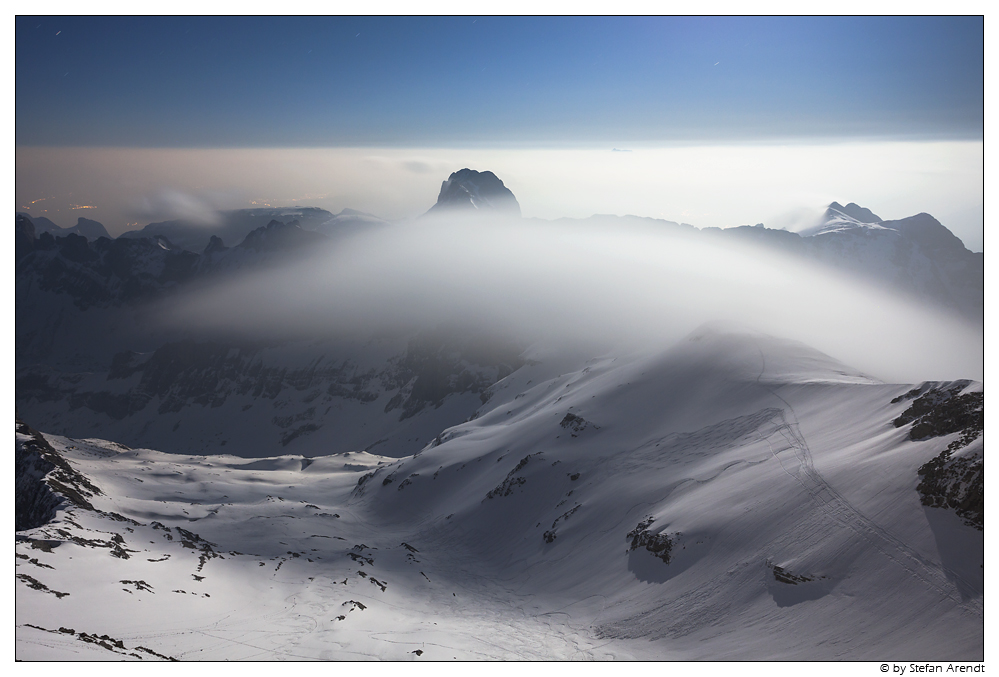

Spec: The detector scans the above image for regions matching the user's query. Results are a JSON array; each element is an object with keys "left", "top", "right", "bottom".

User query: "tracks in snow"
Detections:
[{"left": 753, "top": 345, "right": 982, "bottom": 616}]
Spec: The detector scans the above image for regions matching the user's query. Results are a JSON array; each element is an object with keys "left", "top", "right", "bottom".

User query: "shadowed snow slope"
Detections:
[{"left": 15, "top": 328, "right": 983, "bottom": 660}]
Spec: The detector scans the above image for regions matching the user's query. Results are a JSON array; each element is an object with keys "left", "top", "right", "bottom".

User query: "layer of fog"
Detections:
[
  {"left": 15, "top": 141, "right": 984, "bottom": 251},
  {"left": 156, "top": 214, "right": 983, "bottom": 384}
]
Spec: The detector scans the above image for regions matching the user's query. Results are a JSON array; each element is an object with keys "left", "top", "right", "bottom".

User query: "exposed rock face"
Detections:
[
  {"left": 559, "top": 413, "right": 596, "bottom": 438},
  {"left": 627, "top": 517, "right": 674, "bottom": 564},
  {"left": 892, "top": 382, "right": 983, "bottom": 529},
  {"left": 16, "top": 230, "right": 200, "bottom": 310},
  {"left": 203, "top": 235, "right": 228, "bottom": 256},
  {"left": 892, "top": 381, "right": 983, "bottom": 444},
  {"left": 16, "top": 418, "right": 105, "bottom": 530},
  {"left": 486, "top": 454, "right": 536, "bottom": 499},
  {"left": 427, "top": 169, "right": 521, "bottom": 216},
  {"left": 15, "top": 420, "right": 62, "bottom": 531},
  {"left": 770, "top": 564, "right": 816, "bottom": 585}
]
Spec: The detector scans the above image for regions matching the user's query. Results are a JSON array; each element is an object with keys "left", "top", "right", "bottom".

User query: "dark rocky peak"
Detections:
[
  {"left": 54, "top": 232, "right": 98, "bottom": 263},
  {"left": 34, "top": 231, "right": 57, "bottom": 251},
  {"left": 16, "top": 214, "right": 36, "bottom": 260},
  {"left": 427, "top": 168, "right": 521, "bottom": 216},
  {"left": 16, "top": 214, "right": 35, "bottom": 238},
  {"left": 74, "top": 217, "right": 112, "bottom": 240},
  {"left": 204, "top": 235, "right": 228, "bottom": 256},
  {"left": 19, "top": 213, "right": 111, "bottom": 240},
  {"left": 238, "top": 219, "right": 327, "bottom": 252},
  {"left": 826, "top": 202, "right": 882, "bottom": 224},
  {"left": 25, "top": 214, "right": 63, "bottom": 233}
]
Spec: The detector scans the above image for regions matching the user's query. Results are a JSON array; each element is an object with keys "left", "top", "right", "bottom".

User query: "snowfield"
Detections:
[{"left": 15, "top": 327, "right": 983, "bottom": 660}]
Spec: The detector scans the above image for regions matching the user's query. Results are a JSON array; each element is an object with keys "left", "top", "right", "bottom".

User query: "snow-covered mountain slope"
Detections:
[
  {"left": 798, "top": 201, "right": 886, "bottom": 237},
  {"left": 15, "top": 328, "right": 983, "bottom": 660}
]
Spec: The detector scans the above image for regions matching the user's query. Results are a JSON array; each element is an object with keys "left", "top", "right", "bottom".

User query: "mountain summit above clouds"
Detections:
[
  {"left": 825, "top": 201, "right": 882, "bottom": 224},
  {"left": 426, "top": 168, "right": 521, "bottom": 216},
  {"left": 798, "top": 201, "right": 887, "bottom": 237}
]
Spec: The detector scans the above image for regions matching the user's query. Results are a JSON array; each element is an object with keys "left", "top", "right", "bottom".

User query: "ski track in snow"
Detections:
[{"left": 752, "top": 345, "right": 982, "bottom": 618}]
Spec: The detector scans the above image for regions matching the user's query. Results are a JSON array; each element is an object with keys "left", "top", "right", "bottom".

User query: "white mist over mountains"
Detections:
[{"left": 159, "top": 210, "right": 982, "bottom": 385}]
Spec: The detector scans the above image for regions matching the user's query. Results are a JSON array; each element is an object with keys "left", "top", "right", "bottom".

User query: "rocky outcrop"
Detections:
[
  {"left": 486, "top": 454, "right": 538, "bottom": 499},
  {"left": 16, "top": 420, "right": 62, "bottom": 531},
  {"left": 892, "top": 382, "right": 983, "bottom": 529},
  {"left": 16, "top": 419, "right": 104, "bottom": 530},
  {"left": 627, "top": 517, "right": 674, "bottom": 564}
]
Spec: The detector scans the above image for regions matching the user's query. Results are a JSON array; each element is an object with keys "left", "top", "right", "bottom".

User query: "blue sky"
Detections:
[{"left": 16, "top": 16, "right": 983, "bottom": 147}]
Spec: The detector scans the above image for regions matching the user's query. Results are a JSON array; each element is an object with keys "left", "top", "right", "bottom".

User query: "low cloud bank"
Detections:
[{"left": 157, "top": 213, "right": 983, "bottom": 384}]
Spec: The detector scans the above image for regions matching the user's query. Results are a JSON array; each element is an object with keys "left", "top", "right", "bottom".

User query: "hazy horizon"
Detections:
[
  {"left": 15, "top": 16, "right": 984, "bottom": 250},
  {"left": 15, "top": 140, "right": 984, "bottom": 252}
]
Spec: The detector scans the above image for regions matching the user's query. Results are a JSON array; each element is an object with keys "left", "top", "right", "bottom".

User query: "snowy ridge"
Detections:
[
  {"left": 15, "top": 328, "right": 984, "bottom": 660},
  {"left": 799, "top": 201, "right": 892, "bottom": 238}
]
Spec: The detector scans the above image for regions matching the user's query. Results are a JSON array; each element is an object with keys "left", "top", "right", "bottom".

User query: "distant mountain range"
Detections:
[
  {"left": 17, "top": 181, "right": 982, "bottom": 324},
  {"left": 116, "top": 207, "right": 388, "bottom": 253},
  {"left": 17, "top": 214, "right": 111, "bottom": 240}
]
